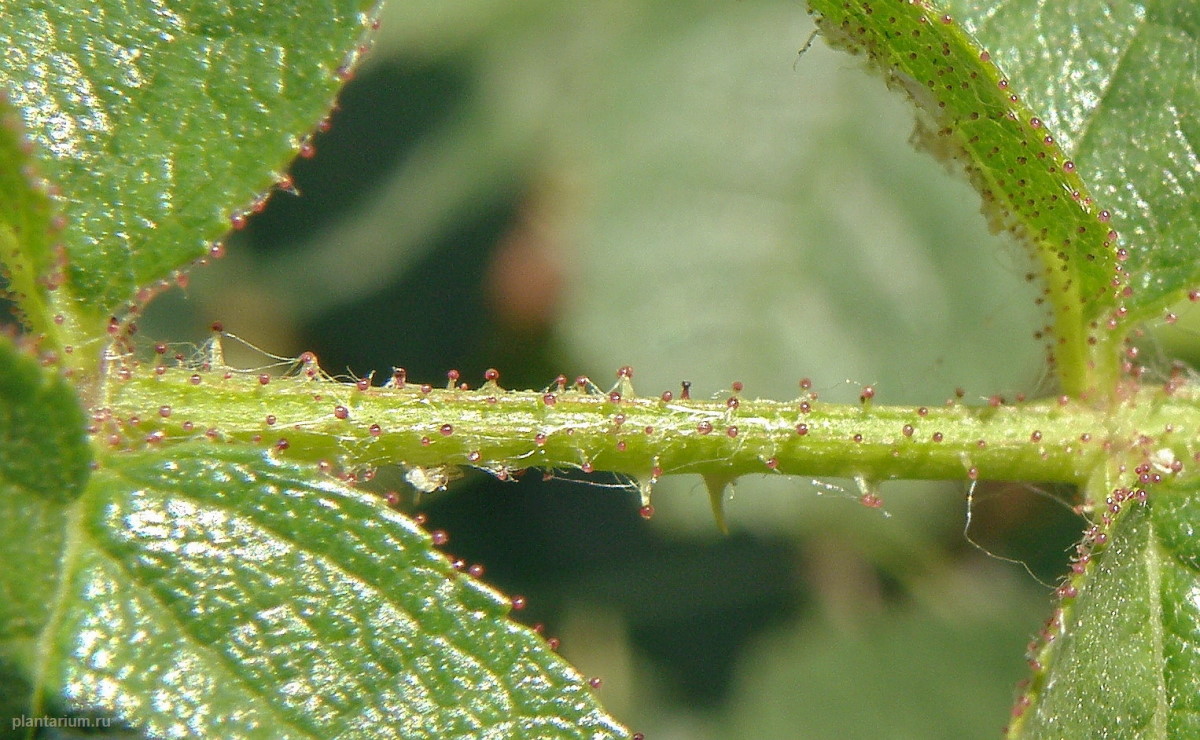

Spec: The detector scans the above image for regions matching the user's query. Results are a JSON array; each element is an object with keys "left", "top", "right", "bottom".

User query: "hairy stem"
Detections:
[{"left": 91, "top": 358, "right": 1189, "bottom": 494}]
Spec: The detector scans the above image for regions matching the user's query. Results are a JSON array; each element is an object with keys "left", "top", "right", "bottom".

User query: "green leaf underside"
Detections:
[
  {"left": 0, "top": 0, "right": 378, "bottom": 334},
  {"left": 944, "top": 0, "right": 1200, "bottom": 322},
  {"left": 29, "top": 444, "right": 626, "bottom": 739},
  {"left": 807, "top": 0, "right": 1124, "bottom": 394},
  {"left": 1011, "top": 479, "right": 1200, "bottom": 739},
  {"left": 0, "top": 93, "right": 60, "bottom": 337}
]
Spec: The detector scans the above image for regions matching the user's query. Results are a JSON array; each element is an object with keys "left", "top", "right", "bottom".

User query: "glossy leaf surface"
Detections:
[
  {"left": 12, "top": 444, "right": 625, "bottom": 738},
  {"left": 0, "top": 0, "right": 379, "bottom": 333}
]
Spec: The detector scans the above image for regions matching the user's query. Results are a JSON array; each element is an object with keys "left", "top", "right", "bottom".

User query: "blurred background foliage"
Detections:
[{"left": 135, "top": 1, "right": 1128, "bottom": 737}]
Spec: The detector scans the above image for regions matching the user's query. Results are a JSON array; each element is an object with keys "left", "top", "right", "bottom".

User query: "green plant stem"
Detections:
[{"left": 95, "top": 362, "right": 1200, "bottom": 493}]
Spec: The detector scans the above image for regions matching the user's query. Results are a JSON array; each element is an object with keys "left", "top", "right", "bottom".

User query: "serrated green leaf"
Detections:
[
  {"left": 807, "top": 0, "right": 1122, "bottom": 394},
  {"left": 1011, "top": 476, "right": 1200, "bottom": 739},
  {"left": 11, "top": 443, "right": 626, "bottom": 739},
  {"left": 0, "top": 92, "right": 61, "bottom": 338},
  {"left": 0, "top": 0, "right": 378, "bottom": 338},
  {"left": 943, "top": 0, "right": 1200, "bottom": 323}
]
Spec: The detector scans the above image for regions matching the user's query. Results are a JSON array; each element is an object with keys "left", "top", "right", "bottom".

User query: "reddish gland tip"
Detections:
[
  {"left": 334, "top": 406, "right": 349, "bottom": 420},
  {"left": 210, "top": 321, "right": 224, "bottom": 333},
  {"left": 588, "top": 677, "right": 602, "bottom": 689},
  {"left": 731, "top": 381, "right": 743, "bottom": 392},
  {"left": 485, "top": 368, "right": 499, "bottom": 381},
  {"left": 430, "top": 530, "right": 449, "bottom": 546},
  {"left": 618, "top": 365, "right": 633, "bottom": 378},
  {"left": 258, "top": 374, "right": 270, "bottom": 385},
  {"left": 439, "top": 424, "right": 453, "bottom": 436},
  {"left": 639, "top": 505, "right": 655, "bottom": 519},
  {"left": 511, "top": 595, "right": 527, "bottom": 610}
]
